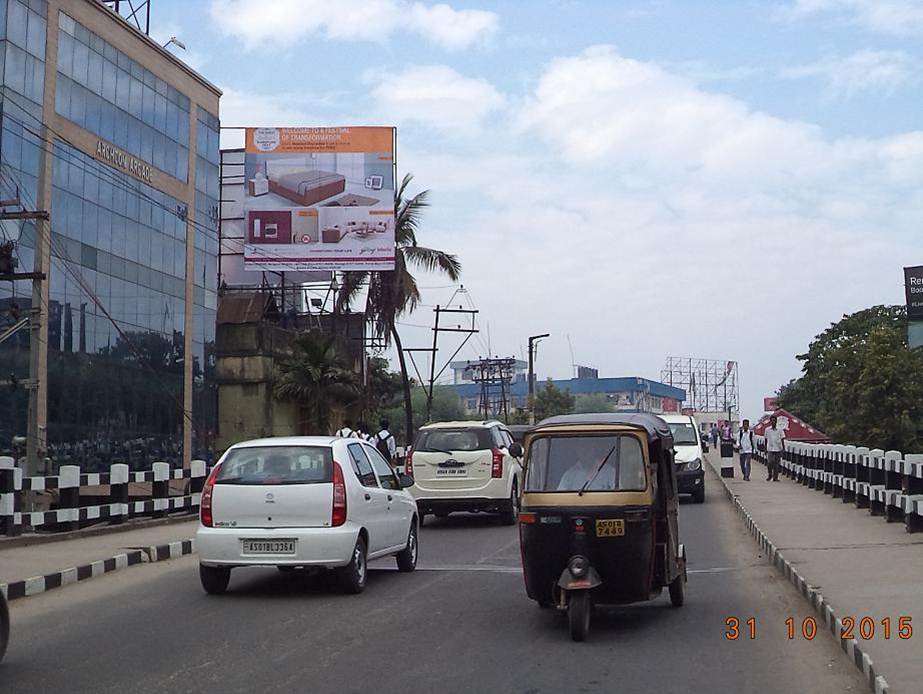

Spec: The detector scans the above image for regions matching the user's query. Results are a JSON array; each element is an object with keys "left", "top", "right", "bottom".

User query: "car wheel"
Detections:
[
  {"left": 692, "top": 486, "right": 705, "bottom": 504},
  {"left": 337, "top": 536, "right": 368, "bottom": 594},
  {"left": 499, "top": 482, "right": 519, "bottom": 526},
  {"left": 396, "top": 522, "right": 418, "bottom": 572},
  {"left": 0, "top": 593, "right": 9, "bottom": 664},
  {"left": 199, "top": 564, "right": 231, "bottom": 595}
]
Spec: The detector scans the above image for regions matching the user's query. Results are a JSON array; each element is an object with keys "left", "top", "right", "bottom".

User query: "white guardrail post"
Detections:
[{"left": 0, "top": 456, "right": 21, "bottom": 537}]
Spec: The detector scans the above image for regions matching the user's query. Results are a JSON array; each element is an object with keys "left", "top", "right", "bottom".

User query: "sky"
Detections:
[{"left": 151, "top": 0, "right": 922, "bottom": 419}]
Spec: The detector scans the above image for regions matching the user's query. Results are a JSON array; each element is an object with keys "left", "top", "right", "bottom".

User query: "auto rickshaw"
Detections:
[{"left": 518, "top": 413, "right": 687, "bottom": 641}]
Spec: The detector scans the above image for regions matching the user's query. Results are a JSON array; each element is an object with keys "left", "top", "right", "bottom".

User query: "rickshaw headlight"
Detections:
[
  {"left": 685, "top": 458, "right": 702, "bottom": 471},
  {"left": 568, "top": 555, "right": 590, "bottom": 578}
]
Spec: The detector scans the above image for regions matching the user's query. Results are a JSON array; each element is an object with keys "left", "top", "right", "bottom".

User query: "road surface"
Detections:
[{"left": 4, "top": 469, "right": 867, "bottom": 693}]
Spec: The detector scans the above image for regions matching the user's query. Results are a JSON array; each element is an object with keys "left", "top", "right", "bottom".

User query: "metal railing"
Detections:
[
  {"left": 753, "top": 438, "right": 923, "bottom": 532},
  {"left": 0, "top": 457, "right": 207, "bottom": 537}
]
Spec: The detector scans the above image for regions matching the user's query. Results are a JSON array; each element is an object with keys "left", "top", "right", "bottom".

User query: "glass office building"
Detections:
[{"left": 0, "top": 0, "right": 220, "bottom": 470}]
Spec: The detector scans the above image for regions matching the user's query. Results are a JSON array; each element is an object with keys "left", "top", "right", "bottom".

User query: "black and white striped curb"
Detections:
[
  {"left": 0, "top": 539, "right": 196, "bottom": 602},
  {"left": 709, "top": 465, "right": 889, "bottom": 694}
]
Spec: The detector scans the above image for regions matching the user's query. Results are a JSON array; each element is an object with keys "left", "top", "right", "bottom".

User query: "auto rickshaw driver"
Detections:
[{"left": 556, "top": 443, "right": 617, "bottom": 492}]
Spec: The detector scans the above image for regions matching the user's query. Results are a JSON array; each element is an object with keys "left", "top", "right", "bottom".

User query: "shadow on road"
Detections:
[
  {"left": 216, "top": 565, "right": 406, "bottom": 598},
  {"left": 421, "top": 513, "right": 505, "bottom": 530}
]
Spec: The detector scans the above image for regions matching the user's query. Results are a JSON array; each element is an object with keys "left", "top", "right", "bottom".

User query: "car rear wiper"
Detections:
[{"left": 579, "top": 445, "right": 617, "bottom": 496}]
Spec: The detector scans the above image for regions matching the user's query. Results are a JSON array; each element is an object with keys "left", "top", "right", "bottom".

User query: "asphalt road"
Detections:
[{"left": 4, "top": 469, "right": 867, "bottom": 694}]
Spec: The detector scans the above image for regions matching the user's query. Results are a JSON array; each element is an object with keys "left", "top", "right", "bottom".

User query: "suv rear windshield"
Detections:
[
  {"left": 216, "top": 446, "right": 333, "bottom": 485},
  {"left": 668, "top": 423, "right": 698, "bottom": 446},
  {"left": 414, "top": 428, "right": 494, "bottom": 453}
]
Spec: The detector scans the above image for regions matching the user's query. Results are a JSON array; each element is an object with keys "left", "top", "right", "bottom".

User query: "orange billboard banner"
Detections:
[{"left": 245, "top": 127, "right": 394, "bottom": 155}]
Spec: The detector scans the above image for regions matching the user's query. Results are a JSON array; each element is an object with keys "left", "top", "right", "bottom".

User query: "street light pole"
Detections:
[{"left": 527, "top": 333, "right": 550, "bottom": 425}]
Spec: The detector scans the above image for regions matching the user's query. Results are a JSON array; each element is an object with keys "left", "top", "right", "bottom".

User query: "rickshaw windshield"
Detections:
[{"left": 524, "top": 434, "right": 646, "bottom": 492}]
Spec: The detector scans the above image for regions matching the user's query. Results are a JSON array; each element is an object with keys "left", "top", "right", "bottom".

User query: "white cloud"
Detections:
[
  {"left": 368, "top": 65, "right": 505, "bottom": 132},
  {"left": 389, "top": 46, "right": 922, "bottom": 415},
  {"left": 781, "top": 50, "right": 919, "bottom": 98},
  {"left": 408, "top": 3, "right": 499, "bottom": 50},
  {"left": 786, "top": 0, "right": 923, "bottom": 36},
  {"left": 209, "top": 0, "right": 497, "bottom": 50}
]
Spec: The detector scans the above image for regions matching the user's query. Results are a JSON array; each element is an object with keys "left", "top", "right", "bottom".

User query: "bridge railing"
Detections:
[
  {"left": 0, "top": 457, "right": 208, "bottom": 537},
  {"left": 753, "top": 437, "right": 923, "bottom": 532}
]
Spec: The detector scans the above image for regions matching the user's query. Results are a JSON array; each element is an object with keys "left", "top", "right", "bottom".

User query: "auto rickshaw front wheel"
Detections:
[{"left": 567, "top": 591, "right": 592, "bottom": 641}]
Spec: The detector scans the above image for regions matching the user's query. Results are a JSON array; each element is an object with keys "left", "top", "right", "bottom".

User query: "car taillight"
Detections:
[
  {"left": 200, "top": 464, "right": 221, "bottom": 528},
  {"left": 332, "top": 461, "right": 347, "bottom": 527},
  {"left": 491, "top": 448, "right": 503, "bottom": 478},
  {"left": 405, "top": 448, "right": 413, "bottom": 477}
]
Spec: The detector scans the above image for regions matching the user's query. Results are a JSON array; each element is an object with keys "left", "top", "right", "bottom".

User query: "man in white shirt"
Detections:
[
  {"left": 736, "top": 418, "right": 754, "bottom": 481},
  {"left": 764, "top": 415, "right": 785, "bottom": 482},
  {"left": 374, "top": 419, "right": 397, "bottom": 467},
  {"left": 335, "top": 420, "right": 355, "bottom": 439},
  {"left": 557, "top": 448, "right": 617, "bottom": 491}
]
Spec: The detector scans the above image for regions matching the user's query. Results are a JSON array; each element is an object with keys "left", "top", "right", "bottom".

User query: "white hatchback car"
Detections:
[
  {"left": 407, "top": 421, "right": 524, "bottom": 524},
  {"left": 196, "top": 436, "right": 419, "bottom": 595}
]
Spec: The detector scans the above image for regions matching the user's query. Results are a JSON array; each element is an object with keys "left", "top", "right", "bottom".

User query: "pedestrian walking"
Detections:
[
  {"left": 374, "top": 419, "right": 397, "bottom": 468},
  {"left": 736, "top": 418, "right": 754, "bottom": 481},
  {"left": 355, "top": 421, "right": 372, "bottom": 442},
  {"left": 765, "top": 415, "right": 785, "bottom": 481},
  {"left": 710, "top": 424, "right": 719, "bottom": 447},
  {"left": 335, "top": 419, "right": 356, "bottom": 438}
]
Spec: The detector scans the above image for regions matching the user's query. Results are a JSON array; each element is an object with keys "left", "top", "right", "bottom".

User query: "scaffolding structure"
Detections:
[
  {"left": 465, "top": 357, "right": 517, "bottom": 421},
  {"left": 661, "top": 357, "right": 739, "bottom": 414}
]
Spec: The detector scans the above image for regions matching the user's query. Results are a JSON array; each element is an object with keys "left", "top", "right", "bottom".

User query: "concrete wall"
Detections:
[{"left": 214, "top": 323, "right": 300, "bottom": 452}]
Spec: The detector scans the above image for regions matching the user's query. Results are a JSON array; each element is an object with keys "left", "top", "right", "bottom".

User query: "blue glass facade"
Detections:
[
  {"left": 55, "top": 11, "right": 190, "bottom": 181},
  {"left": 0, "top": 1, "right": 219, "bottom": 469}
]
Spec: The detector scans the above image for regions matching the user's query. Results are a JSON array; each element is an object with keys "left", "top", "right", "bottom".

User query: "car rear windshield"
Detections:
[
  {"left": 414, "top": 428, "right": 494, "bottom": 452},
  {"left": 524, "top": 435, "right": 646, "bottom": 492},
  {"left": 668, "top": 423, "right": 698, "bottom": 446},
  {"left": 215, "top": 446, "right": 333, "bottom": 485}
]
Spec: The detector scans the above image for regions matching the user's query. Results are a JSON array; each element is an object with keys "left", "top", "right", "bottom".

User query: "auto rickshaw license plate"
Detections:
[{"left": 596, "top": 519, "right": 625, "bottom": 537}]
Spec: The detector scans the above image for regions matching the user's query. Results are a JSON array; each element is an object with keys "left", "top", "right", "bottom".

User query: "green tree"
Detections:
[
  {"left": 338, "top": 174, "right": 461, "bottom": 445},
  {"left": 382, "top": 385, "right": 468, "bottom": 441},
  {"left": 777, "top": 305, "right": 923, "bottom": 451},
  {"left": 362, "top": 356, "right": 403, "bottom": 420},
  {"left": 534, "top": 379, "right": 576, "bottom": 422},
  {"left": 573, "top": 393, "right": 614, "bottom": 414},
  {"left": 274, "top": 331, "right": 359, "bottom": 434}
]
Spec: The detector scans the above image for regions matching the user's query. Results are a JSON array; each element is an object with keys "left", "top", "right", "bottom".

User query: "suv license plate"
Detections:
[
  {"left": 242, "top": 539, "right": 296, "bottom": 554},
  {"left": 436, "top": 468, "right": 467, "bottom": 476},
  {"left": 595, "top": 520, "right": 625, "bottom": 537}
]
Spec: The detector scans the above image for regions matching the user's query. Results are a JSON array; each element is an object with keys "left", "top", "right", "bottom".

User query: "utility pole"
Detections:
[
  {"left": 0, "top": 207, "right": 49, "bottom": 476},
  {"left": 527, "top": 333, "right": 549, "bottom": 425},
  {"left": 421, "top": 305, "right": 478, "bottom": 423}
]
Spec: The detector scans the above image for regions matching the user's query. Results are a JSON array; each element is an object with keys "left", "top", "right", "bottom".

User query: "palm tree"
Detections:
[
  {"left": 274, "top": 331, "right": 359, "bottom": 434},
  {"left": 338, "top": 174, "right": 461, "bottom": 444}
]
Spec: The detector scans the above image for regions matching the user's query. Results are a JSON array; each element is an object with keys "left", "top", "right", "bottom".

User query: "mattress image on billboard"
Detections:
[{"left": 242, "top": 127, "right": 396, "bottom": 272}]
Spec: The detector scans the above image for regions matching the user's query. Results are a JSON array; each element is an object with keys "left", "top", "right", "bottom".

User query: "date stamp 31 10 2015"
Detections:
[{"left": 724, "top": 616, "right": 913, "bottom": 641}]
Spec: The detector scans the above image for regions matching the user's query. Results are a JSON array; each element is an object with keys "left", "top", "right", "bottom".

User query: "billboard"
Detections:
[
  {"left": 905, "top": 265, "right": 923, "bottom": 321},
  {"left": 242, "top": 127, "right": 396, "bottom": 272},
  {"left": 763, "top": 397, "right": 779, "bottom": 412}
]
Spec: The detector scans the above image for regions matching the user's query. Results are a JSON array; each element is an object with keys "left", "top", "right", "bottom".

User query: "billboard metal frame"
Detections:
[{"left": 661, "top": 356, "right": 739, "bottom": 415}]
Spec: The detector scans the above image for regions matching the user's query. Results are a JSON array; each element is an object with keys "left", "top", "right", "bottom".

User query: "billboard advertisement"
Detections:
[
  {"left": 904, "top": 265, "right": 923, "bottom": 321},
  {"left": 242, "top": 127, "right": 396, "bottom": 272}
]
